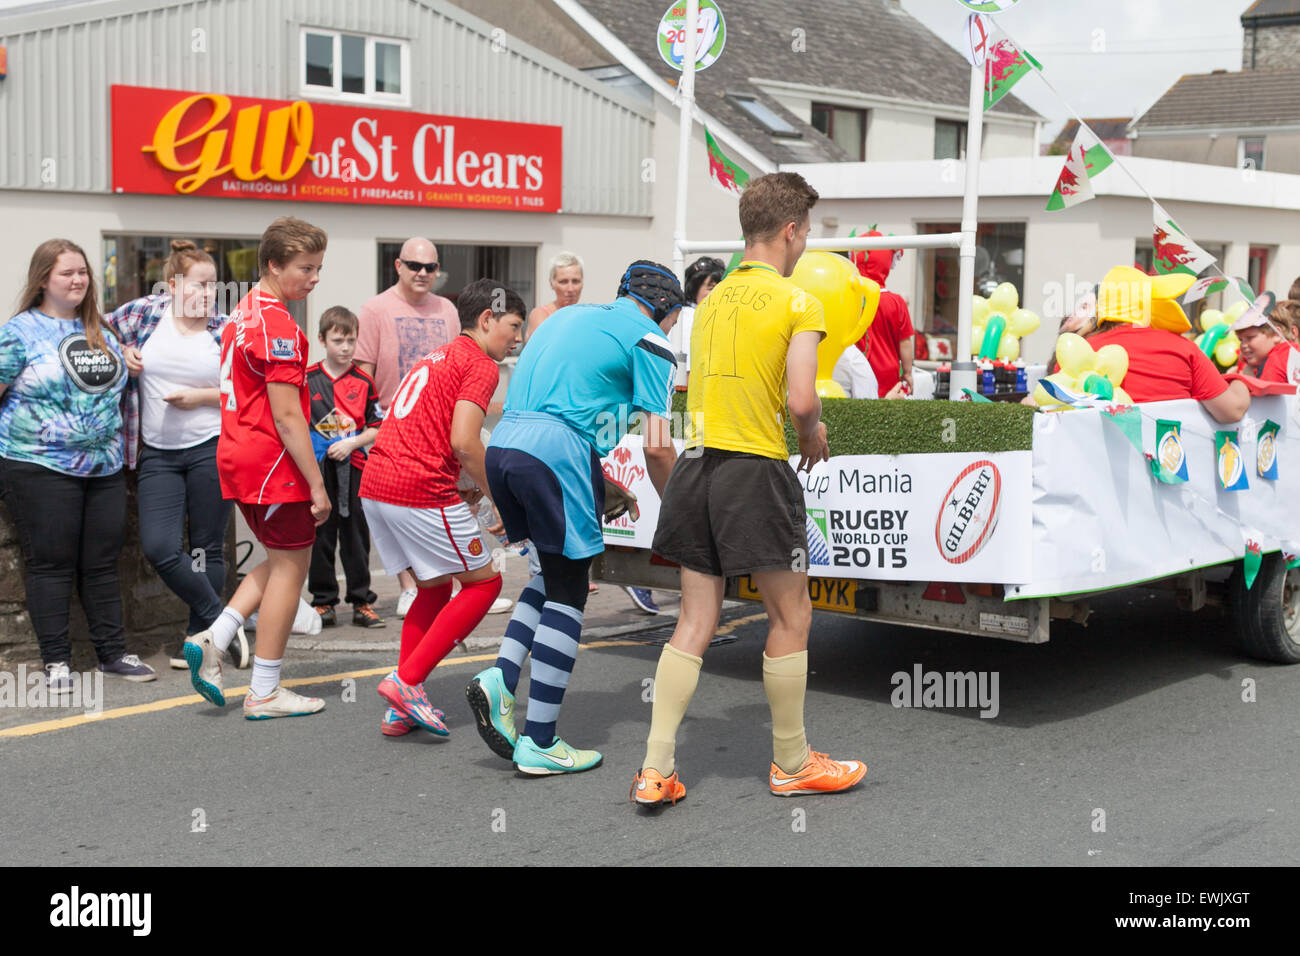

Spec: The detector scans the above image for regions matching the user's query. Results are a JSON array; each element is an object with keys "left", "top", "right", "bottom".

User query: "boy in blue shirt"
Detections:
[{"left": 466, "top": 261, "right": 682, "bottom": 775}]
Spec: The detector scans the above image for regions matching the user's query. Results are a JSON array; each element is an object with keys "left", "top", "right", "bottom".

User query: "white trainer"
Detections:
[
  {"left": 396, "top": 588, "right": 418, "bottom": 619},
  {"left": 182, "top": 631, "right": 226, "bottom": 706},
  {"left": 226, "top": 625, "right": 251, "bottom": 669},
  {"left": 292, "top": 598, "right": 322, "bottom": 636},
  {"left": 243, "top": 685, "right": 326, "bottom": 720},
  {"left": 487, "top": 597, "right": 513, "bottom": 615},
  {"left": 45, "top": 662, "right": 74, "bottom": 697}
]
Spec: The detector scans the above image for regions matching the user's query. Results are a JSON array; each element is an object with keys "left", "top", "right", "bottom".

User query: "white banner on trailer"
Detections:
[
  {"left": 1009, "top": 396, "right": 1300, "bottom": 599},
  {"left": 600, "top": 437, "right": 1033, "bottom": 584}
]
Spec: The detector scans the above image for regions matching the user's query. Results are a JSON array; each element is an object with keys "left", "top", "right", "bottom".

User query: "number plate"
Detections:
[{"left": 736, "top": 575, "right": 857, "bottom": 614}]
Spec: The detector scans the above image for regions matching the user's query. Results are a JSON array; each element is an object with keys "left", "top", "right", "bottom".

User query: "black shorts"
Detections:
[{"left": 651, "top": 449, "right": 807, "bottom": 578}]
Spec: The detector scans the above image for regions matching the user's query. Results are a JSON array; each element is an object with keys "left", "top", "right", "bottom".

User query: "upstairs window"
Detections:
[
  {"left": 1239, "top": 137, "right": 1265, "bottom": 172},
  {"left": 934, "top": 119, "right": 967, "bottom": 160},
  {"left": 811, "top": 103, "right": 867, "bottom": 160},
  {"left": 301, "top": 29, "right": 408, "bottom": 105}
]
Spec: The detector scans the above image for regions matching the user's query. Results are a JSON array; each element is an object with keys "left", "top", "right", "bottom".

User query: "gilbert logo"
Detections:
[
  {"left": 49, "top": 886, "right": 151, "bottom": 936},
  {"left": 934, "top": 460, "right": 1002, "bottom": 564}
]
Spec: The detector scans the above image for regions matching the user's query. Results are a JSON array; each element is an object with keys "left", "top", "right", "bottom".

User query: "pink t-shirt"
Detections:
[{"left": 355, "top": 285, "right": 459, "bottom": 409}]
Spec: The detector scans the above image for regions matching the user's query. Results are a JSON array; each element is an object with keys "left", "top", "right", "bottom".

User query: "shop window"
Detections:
[
  {"left": 301, "top": 28, "right": 408, "bottom": 105},
  {"left": 810, "top": 104, "right": 867, "bottom": 160},
  {"left": 917, "top": 222, "right": 1026, "bottom": 339},
  {"left": 934, "top": 119, "right": 966, "bottom": 160},
  {"left": 102, "top": 234, "right": 306, "bottom": 329},
  {"left": 376, "top": 242, "right": 537, "bottom": 310}
]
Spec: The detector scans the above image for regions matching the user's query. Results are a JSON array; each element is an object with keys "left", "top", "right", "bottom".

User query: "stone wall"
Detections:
[
  {"left": 0, "top": 469, "right": 236, "bottom": 668},
  {"left": 1248, "top": 23, "right": 1300, "bottom": 70}
]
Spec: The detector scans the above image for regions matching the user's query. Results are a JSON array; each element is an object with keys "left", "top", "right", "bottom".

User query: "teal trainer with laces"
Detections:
[
  {"left": 512, "top": 735, "right": 603, "bottom": 776},
  {"left": 466, "top": 666, "right": 518, "bottom": 759}
]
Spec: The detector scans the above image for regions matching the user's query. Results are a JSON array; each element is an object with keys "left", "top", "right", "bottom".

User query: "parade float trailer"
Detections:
[
  {"left": 598, "top": 1, "right": 1300, "bottom": 664},
  {"left": 593, "top": 395, "right": 1300, "bottom": 665}
]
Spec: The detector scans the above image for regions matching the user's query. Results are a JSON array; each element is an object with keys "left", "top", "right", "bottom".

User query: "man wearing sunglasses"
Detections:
[{"left": 357, "top": 236, "right": 461, "bottom": 617}]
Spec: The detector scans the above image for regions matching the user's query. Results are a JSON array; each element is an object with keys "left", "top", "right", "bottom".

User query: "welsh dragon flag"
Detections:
[
  {"left": 706, "top": 126, "right": 750, "bottom": 197},
  {"left": 984, "top": 30, "right": 1040, "bottom": 110},
  {"left": 1046, "top": 128, "right": 1113, "bottom": 211},
  {"left": 1152, "top": 203, "right": 1216, "bottom": 276}
]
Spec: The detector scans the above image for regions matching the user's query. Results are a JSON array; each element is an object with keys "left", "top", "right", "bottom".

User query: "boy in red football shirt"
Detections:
[
  {"left": 184, "top": 217, "right": 332, "bottom": 719},
  {"left": 360, "top": 279, "right": 524, "bottom": 737},
  {"left": 307, "top": 306, "right": 385, "bottom": 629}
]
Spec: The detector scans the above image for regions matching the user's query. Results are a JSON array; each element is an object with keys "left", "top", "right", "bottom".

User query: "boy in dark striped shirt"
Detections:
[{"left": 307, "top": 306, "right": 384, "bottom": 628}]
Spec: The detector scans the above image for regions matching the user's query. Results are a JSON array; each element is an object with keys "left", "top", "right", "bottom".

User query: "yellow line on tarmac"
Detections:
[
  {"left": 716, "top": 612, "right": 768, "bottom": 635},
  {"left": 0, "top": 639, "right": 650, "bottom": 740}
]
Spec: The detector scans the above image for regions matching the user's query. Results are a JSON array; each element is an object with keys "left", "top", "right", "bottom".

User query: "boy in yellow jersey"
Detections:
[{"left": 630, "top": 172, "right": 867, "bottom": 807}]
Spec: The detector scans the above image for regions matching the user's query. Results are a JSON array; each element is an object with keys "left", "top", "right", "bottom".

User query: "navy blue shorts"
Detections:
[{"left": 486, "top": 411, "right": 606, "bottom": 559}]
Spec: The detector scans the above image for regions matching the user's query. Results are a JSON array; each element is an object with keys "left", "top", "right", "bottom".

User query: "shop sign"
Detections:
[{"left": 111, "top": 85, "right": 562, "bottom": 212}]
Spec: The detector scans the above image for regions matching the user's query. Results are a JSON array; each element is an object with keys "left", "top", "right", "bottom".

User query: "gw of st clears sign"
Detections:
[{"left": 110, "top": 85, "right": 562, "bottom": 212}]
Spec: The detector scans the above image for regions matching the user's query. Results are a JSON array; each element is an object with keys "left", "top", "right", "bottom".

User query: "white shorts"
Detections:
[{"left": 362, "top": 499, "right": 493, "bottom": 581}]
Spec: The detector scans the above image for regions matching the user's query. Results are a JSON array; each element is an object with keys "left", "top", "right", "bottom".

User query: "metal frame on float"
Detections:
[{"left": 668, "top": 0, "right": 982, "bottom": 399}]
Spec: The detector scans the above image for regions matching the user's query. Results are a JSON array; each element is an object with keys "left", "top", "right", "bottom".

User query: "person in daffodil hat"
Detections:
[{"left": 1086, "top": 265, "right": 1250, "bottom": 422}]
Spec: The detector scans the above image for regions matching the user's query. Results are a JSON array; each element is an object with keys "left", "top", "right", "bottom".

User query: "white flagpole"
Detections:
[
  {"left": 952, "top": 58, "right": 985, "bottom": 400},
  {"left": 672, "top": 0, "right": 699, "bottom": 281}
]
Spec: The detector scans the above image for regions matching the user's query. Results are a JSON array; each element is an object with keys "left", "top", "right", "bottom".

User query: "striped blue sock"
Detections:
[
  {"left": 496, "top": 574, "right": 545, "bottom": 695},
  {"left": 523, "top": 600, "right": 583, "bottom": 748}
]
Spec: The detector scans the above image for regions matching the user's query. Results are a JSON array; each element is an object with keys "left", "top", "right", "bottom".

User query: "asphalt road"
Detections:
[{"left": 2, "top": 590, "right": 1296, "bottom": 867}]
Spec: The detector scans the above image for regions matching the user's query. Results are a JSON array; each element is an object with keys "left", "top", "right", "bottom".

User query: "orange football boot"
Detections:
[
  {"left": 769, "top": 750, "right": 866, "bottom": 796},
  {"left": 630, "top": 767, "right": 687, "bottom": 807}
]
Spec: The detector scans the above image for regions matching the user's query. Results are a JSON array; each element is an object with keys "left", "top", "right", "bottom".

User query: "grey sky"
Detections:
[{"left": 902, "top": 0, "right": 1249, "bottom": 140}]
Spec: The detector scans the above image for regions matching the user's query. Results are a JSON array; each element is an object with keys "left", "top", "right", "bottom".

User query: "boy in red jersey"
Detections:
[
  {"left": 360, "top": 279, "right": 524, "bottom": 737},
  {"left": 183, "top": 217, "right": 332, "bottom": 719}
]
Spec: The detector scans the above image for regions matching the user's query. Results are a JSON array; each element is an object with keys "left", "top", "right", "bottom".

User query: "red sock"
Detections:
[
  {"left": 398, "top": 575, "right": 502, "bottom": 684},
  {"left": 398, "top": 583, "right": 451, "bottom": 667}
]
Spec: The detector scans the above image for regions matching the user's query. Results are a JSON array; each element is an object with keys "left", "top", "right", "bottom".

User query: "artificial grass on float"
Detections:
[{"left": 666, "top": 392, "right": 1035, "bottom": 456}]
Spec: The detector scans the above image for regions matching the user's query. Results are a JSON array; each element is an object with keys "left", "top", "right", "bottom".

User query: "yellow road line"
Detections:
[{"left": 0, "top": 638, "right": 652, "bottom": 740}]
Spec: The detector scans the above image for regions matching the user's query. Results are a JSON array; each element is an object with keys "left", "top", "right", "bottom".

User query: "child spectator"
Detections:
[
  {"left": 360, "top": 279, "right": 523, "bottom": 738},
  {"left": 183, "top": 216, "right": 331, "bottom": 720},
  {"left": 307, "top": 306, "right": 384, "bottom": 628}
]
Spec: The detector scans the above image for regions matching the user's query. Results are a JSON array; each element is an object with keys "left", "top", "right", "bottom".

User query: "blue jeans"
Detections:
[{"left": 137, "top": 437, "right": 232, "bottom": 634}]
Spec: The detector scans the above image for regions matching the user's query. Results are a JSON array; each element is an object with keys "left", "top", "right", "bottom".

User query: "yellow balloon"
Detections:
[
  {"left": 989, "top": 282, "right": 1019, "bottom": 314},
  {"left": 1224, "top": 300, "right": 1249, "bottom": 321},
  {"left": 1199, "top": 308, "right": 1226, "bottom": 330},
  {"left": 1214, "top": 341, "right": 1239, "bottom": 367},
  {"left": 972, "top": 296, "right": 991, "bottom": 326},
  {"left": 1112, "top": 386, "right": 1135, "bottom": 406},
  {"left": 1008, "top": 308, "right": 1040, "bottom": 338},
  {"left": 790, "top": 252, "right": 880, "bottom": 391},
  {"left": 1034, "top": 371, "right": 1080, "bottom": 409},
  {"left": 1055, "top": 332, "right": 1094, "bottom": 378},
  {"left": 971, "top": 325, "right": 985, "bottom": 356},
  {"left": 996, "top": 332, "right": 1020, "bottom": 361},
  {"left": 1094, "top": 344, "right": 1129, "bottom": 384}
]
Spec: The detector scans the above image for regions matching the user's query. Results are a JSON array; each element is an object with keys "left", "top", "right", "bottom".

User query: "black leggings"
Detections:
[
  {"left": 0, "top": 458, "right": 127, "bottom": 665},
  {"left": 537, "top": 550, "right": 593, "bottom": 611}
]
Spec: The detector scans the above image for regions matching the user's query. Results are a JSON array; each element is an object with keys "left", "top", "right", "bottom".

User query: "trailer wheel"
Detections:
[{"left": 1229, "top": 554, "right": 1300, "bottom": 664}]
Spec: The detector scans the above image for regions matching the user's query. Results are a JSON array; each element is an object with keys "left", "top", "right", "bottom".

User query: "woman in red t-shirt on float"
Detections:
[{"left": 183, "top": 217, "right": 332, "bottom": 720}]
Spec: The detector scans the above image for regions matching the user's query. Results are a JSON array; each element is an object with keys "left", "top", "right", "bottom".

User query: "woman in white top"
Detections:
[{"left": 106, "top": 240, "right": 247, "bottom": 668}]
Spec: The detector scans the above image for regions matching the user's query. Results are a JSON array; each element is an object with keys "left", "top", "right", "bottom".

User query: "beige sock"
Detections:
[
  {"left": 642, "top": 644, "right": 703, "bottom": 775},
  {"left": 763, "top": 650, "right": 810, "bottom": 774}
]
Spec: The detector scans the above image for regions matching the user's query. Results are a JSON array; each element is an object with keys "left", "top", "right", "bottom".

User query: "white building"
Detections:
[{"left": 0, "top": 0, "right": 1040, "bottom": 359}]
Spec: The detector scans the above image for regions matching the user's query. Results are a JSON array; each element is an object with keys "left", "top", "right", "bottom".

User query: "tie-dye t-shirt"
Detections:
[{"left": 0, "top": 310, "right": 127, "bottom": 476}]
